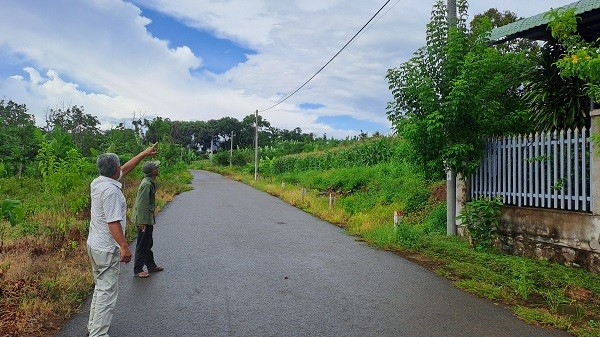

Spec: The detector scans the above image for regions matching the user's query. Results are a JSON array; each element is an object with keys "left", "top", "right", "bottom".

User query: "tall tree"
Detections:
[
  {"left": 45, "top": 105, "right": 102, "bottom": 156},
  {"left": 0, "top": 100, "right": 42, "bottom": 177},
  {"left": 103, "top": 124, "right": 143, "bottom": 156},
  {"left": 386, "top": 1, "right": 532, "bottom": 177},
  {"left": 143, "top": 117, "right": 172, "bottom": 143},
  {"left": 240, "top": 114, "right": 272, "bottom": 148}
]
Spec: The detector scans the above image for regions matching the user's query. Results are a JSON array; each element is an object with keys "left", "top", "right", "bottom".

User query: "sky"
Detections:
[{"left": 0, "top": 0, "right": 577, "bottom": 139}]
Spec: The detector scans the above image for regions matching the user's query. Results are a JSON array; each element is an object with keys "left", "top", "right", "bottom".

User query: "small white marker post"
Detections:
[
  {"left": 301, "top": 187, "right": 306, "bottom": 200},
  {"left": 329, "top": 193, "right": 334, "bottom": 209},
  {"left": 393, "top": 210, "right": 404, "bottom": 232}
]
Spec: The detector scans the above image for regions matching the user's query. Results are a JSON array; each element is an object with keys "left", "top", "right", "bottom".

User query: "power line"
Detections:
[
  {"left": 354, "top": 0, "right": 401, "bottom": 43},
  {"left": 258, "top": 0, "right": 393, "bottom": 113}
]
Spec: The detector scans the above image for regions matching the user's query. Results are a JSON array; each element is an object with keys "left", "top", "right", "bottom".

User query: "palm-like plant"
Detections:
[{"left": 523, "top": 44, "right": 590, "bottom": 131}]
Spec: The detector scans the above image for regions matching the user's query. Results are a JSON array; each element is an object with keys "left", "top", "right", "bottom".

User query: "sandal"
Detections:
[
  {"left": 134, "top": 271, "right": 150, "bottom": 278},
  {"left": 149, "top": 266, "right": 164, "bottom": 273}
]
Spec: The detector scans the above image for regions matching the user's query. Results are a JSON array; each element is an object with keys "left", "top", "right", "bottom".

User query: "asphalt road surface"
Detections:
[{"left": 58, "top": 170, "right": 571, "bottom": 337}]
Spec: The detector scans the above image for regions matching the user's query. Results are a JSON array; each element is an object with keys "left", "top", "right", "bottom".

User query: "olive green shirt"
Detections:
[{"left": 131, "top": 176, "right": 156, "bottom": 226}]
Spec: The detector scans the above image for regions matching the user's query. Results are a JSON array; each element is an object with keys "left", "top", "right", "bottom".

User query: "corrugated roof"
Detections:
[{"left": 489, "top": 0, "right": 600, "bottom": 44}]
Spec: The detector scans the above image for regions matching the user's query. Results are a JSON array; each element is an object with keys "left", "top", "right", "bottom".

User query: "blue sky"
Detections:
[
  {"left": 0, "top": 0, "right": 577, "bottom": 138},
  {"left": 138, "top": 6, "right": 256, "bottom": 75}
]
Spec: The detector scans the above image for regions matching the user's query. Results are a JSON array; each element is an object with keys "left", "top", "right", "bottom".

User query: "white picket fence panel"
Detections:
[{"left": 469, "top": 129, "right": 592, "bottom": 212}]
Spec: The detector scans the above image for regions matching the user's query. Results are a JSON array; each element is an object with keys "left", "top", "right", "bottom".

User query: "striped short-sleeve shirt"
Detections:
[{"left": 87, "top": 175, "right": 127, "bottom": 252}]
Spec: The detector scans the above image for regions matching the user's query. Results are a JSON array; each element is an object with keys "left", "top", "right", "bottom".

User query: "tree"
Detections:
[
  {"left": 240, "top": 114, "right": 273, "bottom": 148},
  {"left": 206, "top": 117, "right": 244, "bottom": 151},
  {"left": 0, "top": 100, "right": 42, "bottom": 177},
  {"left": 471, "top": 9, "right": 537, "bottom": 54},
  {"left": 103, "top": 124, "right": 143, "bottom": 156},
  {"left": 144, "top": 117, "right": 172, "bottom": 143},
  {"left": 386, "top": 0, "right": 532, "bottom": 177},
  {"left": 45, "top": 105, "right": 103, "bottom": 156}
]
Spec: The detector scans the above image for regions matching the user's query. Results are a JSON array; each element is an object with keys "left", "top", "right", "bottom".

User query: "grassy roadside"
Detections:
[
  {"left": 204, "top": 165, "right": 600, "bottom": 337},
  {"left": 0, "top": 168, "right": 192, "bottom": 337}
]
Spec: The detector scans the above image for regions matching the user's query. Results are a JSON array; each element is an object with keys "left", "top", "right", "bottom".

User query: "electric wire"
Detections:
[
  {"left": 258, "top": 0, "right": 393, "bottom": 113},
  {"left": 354, "top": 0, "right": 402, "bottom": 44}
]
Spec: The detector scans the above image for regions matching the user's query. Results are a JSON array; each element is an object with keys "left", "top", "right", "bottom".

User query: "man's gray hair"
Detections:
[{"left": 97, "top": 153, "right": 120, "bottom": 177}]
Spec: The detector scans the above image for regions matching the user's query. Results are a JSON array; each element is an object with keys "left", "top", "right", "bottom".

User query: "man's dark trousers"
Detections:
[{"left": 134, "top": 225, "right": 157, "bottom": 273}]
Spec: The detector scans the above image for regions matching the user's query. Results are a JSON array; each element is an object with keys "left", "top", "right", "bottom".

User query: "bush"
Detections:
[{"left": 457, "top": 196, "right": 503, "bottom": 249}]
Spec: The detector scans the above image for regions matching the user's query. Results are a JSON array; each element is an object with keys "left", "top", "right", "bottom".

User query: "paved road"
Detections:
[{"left": 58, "top": 170, "right": 570, "bottom": 337}]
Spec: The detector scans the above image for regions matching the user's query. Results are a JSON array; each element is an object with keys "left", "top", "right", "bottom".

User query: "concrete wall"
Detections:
[{"left": 498, "top": 206, "right": 600, "bottom": 273}]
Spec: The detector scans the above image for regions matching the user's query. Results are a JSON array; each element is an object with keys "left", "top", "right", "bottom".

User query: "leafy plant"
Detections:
[
  {"left": 544, "top": 288, "right": 572, "bottom": 313},
  {"left": 546, "top": 8, "right": 600, "bottom": 104},
  {"left": 1, "top": 199, "right": 24, "bottom": 226},
  {"left": 457, "top": 196, "right": 503, "bottom": 249},
  {"left": 522, "top": 44, "right": 590, "bottom": 131},
  {"left": 1, "top": 198, "right": 25, "bottom": 249}
]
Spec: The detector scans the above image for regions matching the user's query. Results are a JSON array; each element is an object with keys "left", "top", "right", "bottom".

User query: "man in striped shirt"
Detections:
[{"left": 86, "top": 143, "right": 157, "bottom": 337}]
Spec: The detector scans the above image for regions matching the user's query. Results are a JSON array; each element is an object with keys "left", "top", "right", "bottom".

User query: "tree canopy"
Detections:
[{"left": 386, "top": 0, "right": 533, "bottom": 178}]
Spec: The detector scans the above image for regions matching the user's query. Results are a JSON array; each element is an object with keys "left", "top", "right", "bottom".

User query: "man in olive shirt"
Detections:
[{"left": 132, "top": 160, "right": 163, "bottom": 278}]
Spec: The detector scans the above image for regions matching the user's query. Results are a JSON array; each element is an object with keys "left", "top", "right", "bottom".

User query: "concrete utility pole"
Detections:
[
  {"left": 447, "top": 0, "right": 457, "bottom": 26},
  {"left": 445, "top": 162, "right": 457, "bottom": 236},
  {"left": 446, "top": 0, "right": 457, "bottom": 236},
  {"left": 230, "top": 131, "right": 234, "bottom": 168},
  {"left": 254, "top": 109, "right": 259, "bottom": 181}
]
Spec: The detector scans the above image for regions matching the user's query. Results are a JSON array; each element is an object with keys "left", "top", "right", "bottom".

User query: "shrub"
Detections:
[{"left": 457, "top": 196, "right": 503, "bottom": 249}]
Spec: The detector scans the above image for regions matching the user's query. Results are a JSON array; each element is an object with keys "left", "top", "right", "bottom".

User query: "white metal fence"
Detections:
[{"left": 469, "top": 129, "right": 592, "bottom": 212}]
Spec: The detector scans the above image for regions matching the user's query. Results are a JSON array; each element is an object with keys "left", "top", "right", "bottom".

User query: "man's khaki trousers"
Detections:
[{"left": 86, "top": 245, "right": 121, "bottom": 337}]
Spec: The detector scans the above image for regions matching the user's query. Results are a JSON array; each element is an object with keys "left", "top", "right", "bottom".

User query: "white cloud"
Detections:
[{"left": 0, "top": 0, "right": 577, "bottom": 138}]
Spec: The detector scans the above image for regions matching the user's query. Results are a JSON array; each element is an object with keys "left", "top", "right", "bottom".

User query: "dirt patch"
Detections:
[{"left": 429, "top": 183, "right": 446, "bottom": 203}]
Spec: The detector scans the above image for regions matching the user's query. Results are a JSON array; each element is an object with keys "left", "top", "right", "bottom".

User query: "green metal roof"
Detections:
[{"left": 489, "top": 0, "right": 600, "bottom": 44}]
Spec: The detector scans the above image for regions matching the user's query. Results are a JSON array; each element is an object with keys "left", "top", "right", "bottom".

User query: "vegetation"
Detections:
[
  {"left": 385, "top": 0, "right": 534, "bottom": 178},
  {"left": 546, "top": 8, "right": 600, "bottom": 104},
  {"left": 523, "top": 44, "right": 591, "bottom": 131},
  {"left": 456, "top": 196, "right": 502, "bottom": 250}
]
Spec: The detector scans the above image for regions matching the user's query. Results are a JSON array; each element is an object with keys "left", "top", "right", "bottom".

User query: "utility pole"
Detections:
[
  {"left": 447, "top": 0, "right": 456, "bottom": 26},
  {"left": 445, "top": 161, "right": 457, "bottom": 235},
  {"left": 230, "top": 131, "right": 234, "bottom": 168},
  {"left": 446, "top": 0, "right": 457, "bottom": 236},
  {"left": 209, "top": 136, "right": 213, "bottom": 165},
  {"left": 254, "top": 109, "right": 259, "bottom": 180}
]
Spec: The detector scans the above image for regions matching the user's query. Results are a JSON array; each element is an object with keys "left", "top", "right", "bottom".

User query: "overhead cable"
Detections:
[{"left": 258, "top": 0, "right": 393, "bottom": 113}]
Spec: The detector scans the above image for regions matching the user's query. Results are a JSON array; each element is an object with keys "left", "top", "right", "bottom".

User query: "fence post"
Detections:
[{"left": 591, "top": 109, "right": 600, "bottom": 215}]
